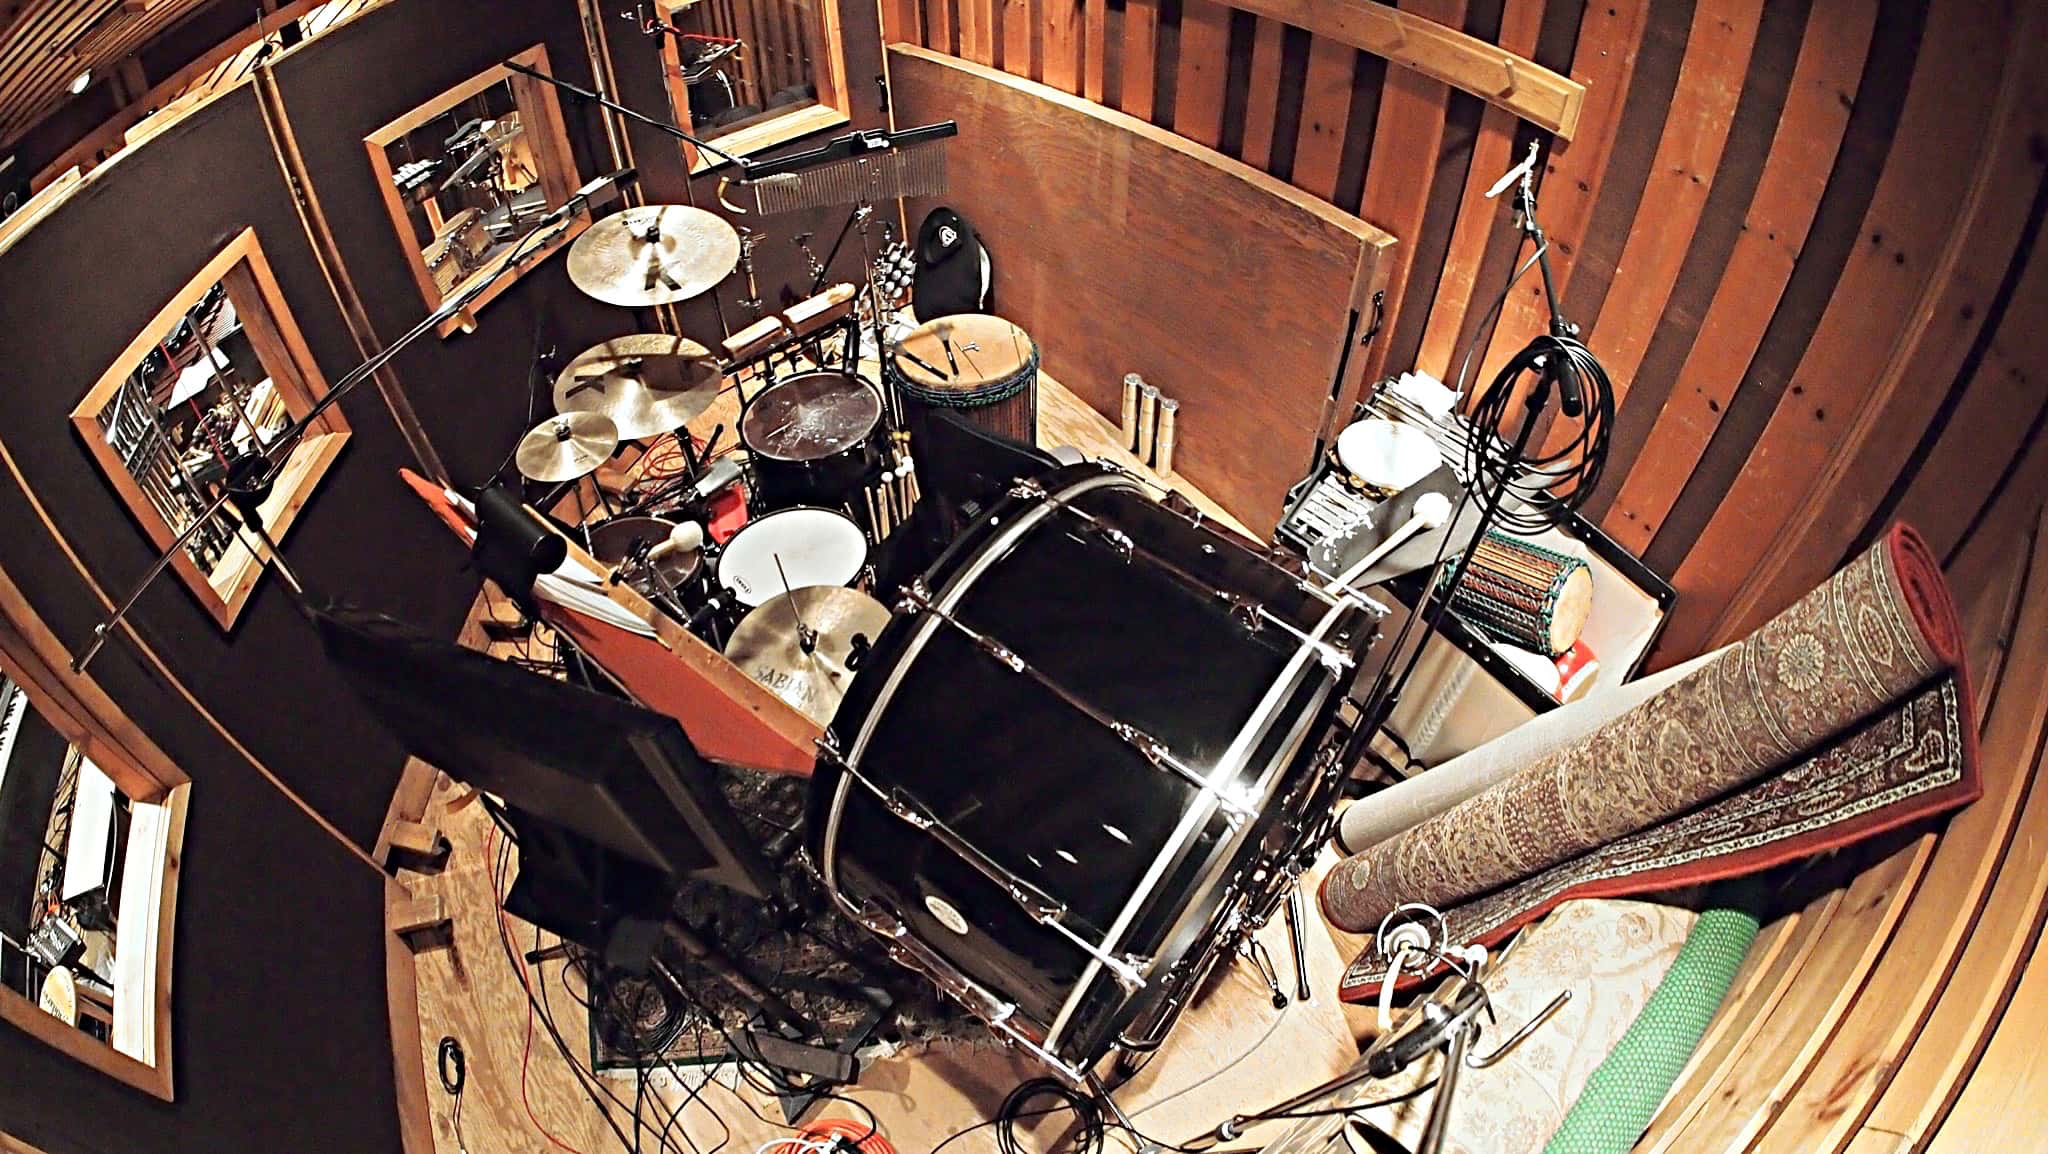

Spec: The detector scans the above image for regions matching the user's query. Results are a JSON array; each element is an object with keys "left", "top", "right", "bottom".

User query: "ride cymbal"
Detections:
[{"left": 566, "top": 205, "right": 741, "bottom": 307}]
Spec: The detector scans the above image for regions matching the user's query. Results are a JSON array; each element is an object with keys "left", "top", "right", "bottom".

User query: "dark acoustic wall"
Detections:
[{"left": 0, "top": 82, "right": 410, "bottom": 1154}]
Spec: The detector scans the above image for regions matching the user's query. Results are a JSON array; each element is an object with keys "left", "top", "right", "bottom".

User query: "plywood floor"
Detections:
[{"left": 388, "top": 367, "right": 1358, "bottom": 1154}]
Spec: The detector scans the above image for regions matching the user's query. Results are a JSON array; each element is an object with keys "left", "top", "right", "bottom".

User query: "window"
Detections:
[
  {"left": 363, "top": 44, "right": 588, "bottom": 332},
  {"left": 655, "top": 0, "right": 850, "bottom": 169},
  {"left": 69, "top": 228, "right": 351, "bottom": 630},
  {"left": 0, "top": 650, "right": 188, "bottom": 1102}
]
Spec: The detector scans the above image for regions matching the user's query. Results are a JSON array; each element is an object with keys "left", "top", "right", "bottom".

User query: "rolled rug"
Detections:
[{"left": 1322, "top": 523, "right": 1967, "bottom": 935}]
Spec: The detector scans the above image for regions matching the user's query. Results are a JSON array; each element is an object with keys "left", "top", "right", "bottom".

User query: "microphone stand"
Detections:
[
  {"left": 71, "top": 204, "right": 595, "bottom": 674},
  {"left": 502, "top": 60, "right": 750, "bottom": 174}
]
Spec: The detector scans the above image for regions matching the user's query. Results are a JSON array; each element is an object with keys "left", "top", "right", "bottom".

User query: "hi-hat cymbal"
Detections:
[
  {"left": 515, "top": 412, "right": 618, "bottom": 482},
  {"left": 553, "top": 334, "right": 722, "bottom": 440},
  {"left": 567, "top": 205, "right": 741, "bottom": 307},
  {"left": 724, "top": 586, "right": 891, "bottom": 726}
]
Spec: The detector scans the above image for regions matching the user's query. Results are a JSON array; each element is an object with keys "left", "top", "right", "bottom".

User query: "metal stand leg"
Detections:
[{"left": 1286, "top": 884, "right": 1314, "bottom": 1003}]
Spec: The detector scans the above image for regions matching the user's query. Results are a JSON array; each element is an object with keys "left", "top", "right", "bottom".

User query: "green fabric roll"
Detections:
[{"left": 1540, "top": 879, "right": 1768, "bottom": 1154}]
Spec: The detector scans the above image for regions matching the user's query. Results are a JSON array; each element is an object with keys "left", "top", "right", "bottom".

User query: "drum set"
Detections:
[{"left": 492, "top": 137, "right": 1386, "bottom": 1088}]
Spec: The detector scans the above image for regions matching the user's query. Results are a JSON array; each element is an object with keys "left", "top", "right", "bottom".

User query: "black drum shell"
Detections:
[
  {"left": 742, "top": 371, "right": 884, "bottom": 510},
  {"left": 808, "top": 464, "right": 1366, "bottom": 1072}
]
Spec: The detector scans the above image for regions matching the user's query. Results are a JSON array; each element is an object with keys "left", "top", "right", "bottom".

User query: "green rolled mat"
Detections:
[{"left": 1540, "top": 878, "right": 1769, "bottom": 1154}]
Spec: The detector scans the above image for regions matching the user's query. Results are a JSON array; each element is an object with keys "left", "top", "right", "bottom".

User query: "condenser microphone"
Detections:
[{"left": 1485, "top": 142, "right": 1539, "bottom": 200}]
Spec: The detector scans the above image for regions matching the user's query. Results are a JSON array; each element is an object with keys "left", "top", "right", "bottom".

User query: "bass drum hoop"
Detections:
[{"left": 817, "top": 464, "right": 1354, "bottom": 1068}]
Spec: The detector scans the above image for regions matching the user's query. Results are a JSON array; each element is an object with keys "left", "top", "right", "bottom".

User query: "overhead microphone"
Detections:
[{"left": 1485, "top": 141, "right": 1540, "bottom": 200}]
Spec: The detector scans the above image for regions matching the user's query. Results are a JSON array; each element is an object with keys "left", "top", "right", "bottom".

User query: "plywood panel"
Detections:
[
  {"left": 1598, "top": 0, "right": 1874, "bottom": 556},
  {"left": 889, "top": 44, "right": 1394, "bottom": 532}
]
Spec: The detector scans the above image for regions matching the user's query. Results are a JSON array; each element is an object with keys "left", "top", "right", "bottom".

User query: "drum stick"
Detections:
[
  {"left": 865, "top": 488, "right": 883, "bottom": 539},
  {"left": 1323, "top": 492, "right": 1454, "bottom": 594}
]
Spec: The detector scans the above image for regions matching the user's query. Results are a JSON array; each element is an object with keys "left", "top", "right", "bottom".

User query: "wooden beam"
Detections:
[
  {"left": 1120, "top": 0, "right": 1157, "bottom": 118},
  {"left": 1599, "top": 0, "right": 1876, "bottom": 556},
  {"left": 391, "top": 894, "right": 450, "bottom": 937},
  {"left": 1412, "top": 0, "right": 1543, "bottom": 380},
  {"left": 1289, "top": 34, "right": 1353, "bottom": 201},
  {"left": 1222, "top": 0, "right": 1581, "bottom": 137},
  {"left": 1354, "top": 0, "right": 1463, "bottom": 385},
  {"left": 1001, "top": 0, "right": 1032, "bottom": 76},
  {"left": 1661, "top": 0, "right": 2025, "bottom": 657},
  {"left": 1237, "top": 15, "right": 1285, "bottom": 169},
  {"left": 1173, "top": 0, "right": 1230, "bottom": 148},
  {"left": 1543, "top": 0, "right": 1763, "bottom": 454}
]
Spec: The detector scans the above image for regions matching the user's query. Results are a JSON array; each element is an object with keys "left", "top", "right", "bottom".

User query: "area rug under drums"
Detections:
[{"left": 1323, "top": 524, "right": 1980, "bottom": 999}]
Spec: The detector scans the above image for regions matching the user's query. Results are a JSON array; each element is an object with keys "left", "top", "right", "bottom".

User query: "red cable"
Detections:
[
  {"left": 797, "top": 1117, "right": 895, "bottom": 1154},
  {"left": 487, "top": 826, "right": 594, "bottom": 1154}
]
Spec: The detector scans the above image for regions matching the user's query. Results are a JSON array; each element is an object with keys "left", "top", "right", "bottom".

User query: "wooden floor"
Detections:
[{"left": 384, "top": 369, "right": 1357, "bottom": 1154}]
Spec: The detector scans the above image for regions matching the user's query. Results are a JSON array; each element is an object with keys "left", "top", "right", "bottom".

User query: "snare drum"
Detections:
[
  {"left": 716, "top": 507, "right": 868, "bottom": 608},
  {"left": 742, "top": 371, "right": 884, "bottom": 511},
  {"left": 887, "top": 314, "right": 1038, "bottom": 448},
  {"left": 808, "top": 463, "right": 1380, "bottom": 1083}
]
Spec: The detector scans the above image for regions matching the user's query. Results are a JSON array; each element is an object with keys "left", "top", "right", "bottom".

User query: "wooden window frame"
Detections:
[
  {"left": 0, "top": 567, "right": 190, "bottom": 1103},
  {"left": 68, "top": 227, "right": 352, "bottom": 631},
  {"left": 362, "top": 44, "right": 591, "bottom": 337},
  {"left": 656, "top": 0, "right": 852, "bottom": 173}
]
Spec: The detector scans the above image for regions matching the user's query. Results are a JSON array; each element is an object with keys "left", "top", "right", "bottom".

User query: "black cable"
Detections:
[
  {"left": 997, "top": 1079, "right": 1104, "bottom": 1154},
  {"left": 438, "top": 1036, "right": 467, "bottom": 1153}
]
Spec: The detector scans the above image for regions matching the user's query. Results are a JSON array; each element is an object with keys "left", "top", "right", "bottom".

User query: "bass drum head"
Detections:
[
  {"left": 717, "top": 507, "right": 867, "bottom": 607},
  {"left": 814, "top": 464, "right": 1353, "bottom": 1068}
]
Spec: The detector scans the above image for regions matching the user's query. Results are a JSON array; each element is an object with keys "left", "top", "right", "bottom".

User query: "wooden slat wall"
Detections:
[{"left": 887, "top": 0, "right": 2048, "bottom": 669}]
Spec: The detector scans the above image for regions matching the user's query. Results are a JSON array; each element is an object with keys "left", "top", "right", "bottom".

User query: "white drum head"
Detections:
[{"left": 718, "top": 508, "right": 867, "bottom": 607}]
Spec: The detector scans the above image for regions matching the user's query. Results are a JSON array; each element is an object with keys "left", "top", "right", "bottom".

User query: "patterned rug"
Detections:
[{"left": 1323, "top": 525, "right": 1979, "bottom": 1001}]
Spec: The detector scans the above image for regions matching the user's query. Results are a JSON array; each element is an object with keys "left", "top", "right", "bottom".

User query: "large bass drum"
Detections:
[{"left": 808, "top": 464, "right": 1379, "bottom": 1082}]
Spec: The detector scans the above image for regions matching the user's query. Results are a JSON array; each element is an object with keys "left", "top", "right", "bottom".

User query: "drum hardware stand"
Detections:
[
  {"left": 1301, "top": 289, "right": 1386, "bottom": 496},
  {"left": 735, "top": 228, "right": 766, "bottom": 318},
  {"left": 1285, "top": 885, "right": 1314, "bottom": 1002},
  {"left": 71, "top": 188, "right": 621, "bottom": 673}
]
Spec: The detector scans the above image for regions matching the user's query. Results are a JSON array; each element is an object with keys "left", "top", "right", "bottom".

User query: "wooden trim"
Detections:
[
  {"left": 110, "top": 782, "right": 188, "bottom": 1085},
  {"left": 66, "top": 227, "right": 353, "bottom": 631},
  {"left": 1354, "top": 0, "right": 1465, "bottom": 385},
  {"left": 384, "top": 876, "right": 436, "bottom": 1154},
  {"left": 1222, "top": 0, "right": 1582, "bottom": 137},
  {"left": 1289, "top": 35, "right": 1355, "bottom": 202},
  {"left": 0, "top": 167, "right": 81, "bottom": 255},
  {"left": 0, "top": 409, "right": 388, "bottom": 877},
  {"left": 687, "top": 102, "right": 850, "bottom": 173},
  {"left": 1663, "top": 0, "right": 2023, "bottom": 657},
  {"left": 0, "top": 985, "right": 171, "bottom": 1100},
  {"left": 1237, "top": 16, "right": 1285, "bottom": 170},
  {"left": 1174, "top": 0, "right": 1230, "bottom": 148},
  {"left": 360, "top": 45, "right": 585, "bottom": 336},
  {"left": 251, "top": 60, "right": 447, "bottom": 483}
]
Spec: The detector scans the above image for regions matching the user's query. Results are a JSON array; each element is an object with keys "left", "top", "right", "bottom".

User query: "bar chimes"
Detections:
[{"left": 1120, "top": 374, "right": 1181, "bottom": 475}]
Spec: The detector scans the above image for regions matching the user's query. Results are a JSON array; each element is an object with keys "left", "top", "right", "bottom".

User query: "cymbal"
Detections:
[
  {"left": 724, "top": 586, "right": 891, "bottom": 726},
  {"left": 567, "top": 205, "right": 740, "bottom": 307},
  {"left": 515, "top": 412, "right": 618, "bottom": 482},
  {"left": 553, "top": 334, "right": 722, "bottom": 440}
]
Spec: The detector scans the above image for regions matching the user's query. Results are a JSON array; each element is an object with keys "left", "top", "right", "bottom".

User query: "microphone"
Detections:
[
  {"left": 1485, "top": 142, "right": 1540, "bottom": 200},
  {"left": 538, "top": 167, "right": 639, "bottom": 228},
  {"left": 690, "top": 456, "right": 746, "bottom": 502}
]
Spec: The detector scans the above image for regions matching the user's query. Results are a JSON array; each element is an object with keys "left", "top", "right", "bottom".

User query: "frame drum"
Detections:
[
  {"left": 887, "top": 314, "right": 1038, "bottom": 448},
  {"left": 808, "top": 464, "right": 1378, "bottom": 1082},
  {"left": 717, "top": 507, "right": 868, "bottom": 608}
]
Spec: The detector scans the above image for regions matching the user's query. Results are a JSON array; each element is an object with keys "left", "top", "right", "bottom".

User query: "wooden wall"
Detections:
[{"left": 881, "top": 0, "right": 2048, "bottom": 665}]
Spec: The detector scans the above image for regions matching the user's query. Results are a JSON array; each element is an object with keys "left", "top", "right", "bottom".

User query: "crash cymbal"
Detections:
[
  {"left": 553, "top": 334, "right": 722, "bottom": 439},
  {"left": 724, "top": 586, "right": 891, "bottom": 726},
  {"left": 567, "top": 205, "right": 740, "bottom": 307},
  {"left": 515, "top": 412, "right": 618, "bottom": 482}
]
